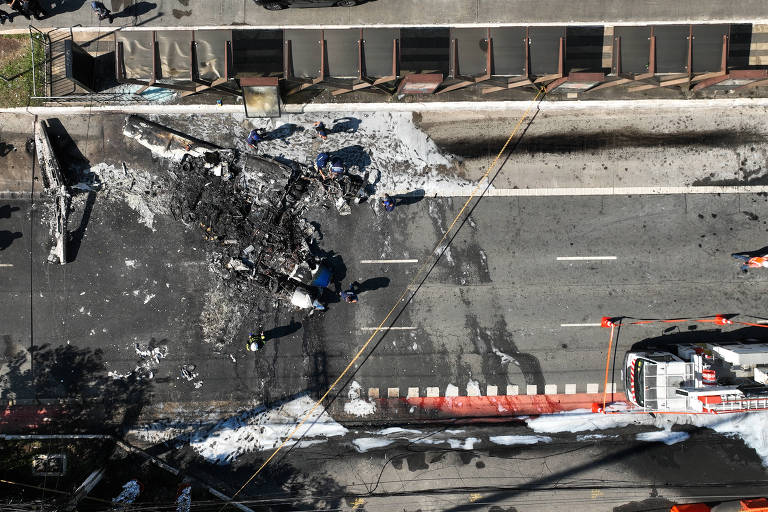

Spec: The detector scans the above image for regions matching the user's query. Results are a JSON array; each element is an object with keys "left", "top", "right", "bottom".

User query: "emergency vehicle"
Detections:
[{"left": 623, "top": 342, "right": 768, "bottom": 413}]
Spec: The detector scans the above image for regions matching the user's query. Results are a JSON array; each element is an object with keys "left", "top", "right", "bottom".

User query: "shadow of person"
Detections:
[
  {"left": 0, "top": 141, "right": 14, "bottom": 157},
  {"left": 351, "top": 277, "right": 390, "bottom": 294},
  {"left": 114, "top": 0, "right": 156, "bottom": 18},
  {"left": 324, "top": 252, "right": 347, "bottom": 293},
  {"left": 264, "top": 319, "right": 302, "bottom": 341},
  {"left": 733, "top": 245, "right": 768, "bottom": 257},
  {"left": 0, "top": 205, "right": 20, "bottom": 219},
  {"left": 331, "top": 117, "right": 361, "bottom": 134},
  {"left": 38, "top": 0, "right": 86, "bottom": 16},
  {"left": 394, "top": 188, "right": 425, "bottom": 206},
  {"left": 331, "top": 145, "right": 371, "bottom": 172},
  {"left": 0, "top": 231, "right": 22, "bottom": 250},
  {"left": 265, "top": 123, "right": 303, "bottom": 143}
]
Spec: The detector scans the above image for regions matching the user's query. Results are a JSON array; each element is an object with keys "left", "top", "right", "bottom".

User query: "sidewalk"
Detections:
[
  {"left": 4, "top": 100, "right": 768, "bottom": 197},
  {"left": 1, "top": 0, "right": 767, "bottom": 33}
]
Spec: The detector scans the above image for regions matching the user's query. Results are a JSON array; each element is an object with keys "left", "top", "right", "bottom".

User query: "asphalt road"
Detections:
[{"left": 3, "top": 191, "right": 768, "bottom": 412}]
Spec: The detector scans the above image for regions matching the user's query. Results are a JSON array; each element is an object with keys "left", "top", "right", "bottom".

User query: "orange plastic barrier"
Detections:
[{"left": 670, "top": 504, "right": 710, "bottom": 512}]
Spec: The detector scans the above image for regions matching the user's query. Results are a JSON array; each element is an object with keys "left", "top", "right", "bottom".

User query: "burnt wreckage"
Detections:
[{"left": 123, "top": 115, "right": 370, "bottom": 309}]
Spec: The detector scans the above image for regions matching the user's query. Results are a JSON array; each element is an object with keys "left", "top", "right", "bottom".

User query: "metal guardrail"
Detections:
[{"left": 28, "top": 25, "right": 48, "bottom": 98}]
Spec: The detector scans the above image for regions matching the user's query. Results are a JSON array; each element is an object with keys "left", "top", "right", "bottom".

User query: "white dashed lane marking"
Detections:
[
  {"left": 560, "top": 323, "right": 602, "bottom": 327},
  {"left": 556, "top": 256, "right": 617, "bottom": 261},
  {"left": 360, "top": 326, "right": 416, "bottom": 331},
  {"left": 360, "top": 259, "right": 418, "bottom": 264},
  {"left": 0, "top": 264, "right": 13, "bottom": 267}
]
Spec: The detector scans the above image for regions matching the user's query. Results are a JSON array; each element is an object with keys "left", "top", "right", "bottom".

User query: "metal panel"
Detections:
[
  {"left": 285, "top": 29, "right": 322, "bottom": 78},
  {"left": 155, "top": 30, "right": 192, "bottom": 79},
  {"left": 654, "top": 25, "right": 689, "bottom": 73},
  {"left": 489, "top": 27, "right": 525, "bottom": 76},
  {"left": 232, "top": 29, "right": 283, "bottom": 77},
  {"left": 116, "top": 31, "right": 154, "bottom": 80},
  {"left": 195, "top": 30, "right": 230, "bottom": 81},
  {"left": 450, "top": 27, "right": 488, "bottom": 77},
  {"left": 565, "top": 26, "right": 604, "bottom": 72},
  {"left": 615, "top": 26, "right": 650, "bottom": 75},
  {"left": 325, "top": 29, "right": 359, "bottom": 78},
  {"left": 400, "top": 28, "right": 450, "bottom": 74},
  {"left": 692, "top": 24, "right": 728, "bottom": 73},
  {"left": 728, "top": 24, "right": 752, "bottom": 69},
  {"left": 362, "top": 28, "right": 399, "bottom": 78},
  {"left": 528, "top": 26, "right": 563, "bottom": 75}
]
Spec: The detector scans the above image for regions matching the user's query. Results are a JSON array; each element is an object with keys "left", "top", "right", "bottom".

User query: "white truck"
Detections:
[{"left": 623, "top": 342, "right": 768, "bottom": 413}]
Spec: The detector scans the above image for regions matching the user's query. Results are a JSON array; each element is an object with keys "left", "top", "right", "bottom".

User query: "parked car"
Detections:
[{"left": 255, "top": 0, "right": 358, "bottom": 9}]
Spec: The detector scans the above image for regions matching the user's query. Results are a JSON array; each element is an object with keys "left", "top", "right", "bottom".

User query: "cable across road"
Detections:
[{"left": 222, "top": 87, "right": 548, "bottom": 508}]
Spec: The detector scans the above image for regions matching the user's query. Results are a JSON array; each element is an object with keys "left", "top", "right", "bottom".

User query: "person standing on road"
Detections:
[
  {"left": 90, "top": 0, "right": 114, "bottom": 23},
  {"left": 246, "top": 129, "right": 264, "bottom": 149},
  {"left": 26, "top": 0, "right": 46, "bottom": 19},
  {"left": 340, "top": 287, "right": 358, "bottom": 303},
  {"left": 329, "top": 156, "right": 345, "bottom": 177},
  {"left": 380, "top": 194, "right": 395, "bottom": 212},
  {"left": 314, "top": 121, "right": 328, "bottom": 140},
  {"left": 246, "top": 330, "right": 266, "bottom": 352},
  {"left": 0, "top": 8, "right": 11, "bottom": 23},
  {"left": 732, "top": 253, "right": 768, "bottom": 272},
  {"left": 9, "top": 0, "right": 29, "bottom": 19}
]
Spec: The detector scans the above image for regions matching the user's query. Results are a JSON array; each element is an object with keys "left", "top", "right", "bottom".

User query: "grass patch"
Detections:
[{"left": 0, "top": 33, "right": 45, "bottom": 107}]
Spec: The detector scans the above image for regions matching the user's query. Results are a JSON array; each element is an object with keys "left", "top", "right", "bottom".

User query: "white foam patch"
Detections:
[
  {"left": 190, "top": 396, "right": 347, "bottom": 464},
  {"left": 353, "top": 438, "right": 395, "bottom": 453},
  {"left": 526, "top": 407, "right": 768, "bottom": 467},
  {"left": 489, "top": 435, "right": 552, "bottom": 446},
  {"left": 636, "top": 430, "right": 690, "bottom": 445}
]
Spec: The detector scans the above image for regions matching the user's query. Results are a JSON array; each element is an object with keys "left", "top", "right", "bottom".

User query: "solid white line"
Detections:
[
  {"left": 560, "top": 323, "right": 602, "bottom": 327},
  {"left": 756, "top": 320, "right": 768, "bottom": 325},
  {"left": 360, "top": 327, "right": 416, "bottom": 331},
  {"left": 10, "top": 97, "right": 768, "bottom": 116},
  {"left": 10, "top": 19, "right": 759, "bottom": 35},
  {"left": 556, "top": 256, "right": 617, "bottom": 261},
  {"left": 360, "top": 259, "right": 418, "bottom": 264},
  {"left": 0, "top": 263, "right": 13, "bottom": 267}
]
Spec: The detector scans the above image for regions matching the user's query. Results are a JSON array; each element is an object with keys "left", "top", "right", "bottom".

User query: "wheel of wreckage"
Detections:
[
  {"left": 335, "top": 0, "right": 356, "bottom": 5},
  {"left": 262, "top": 1, "right": 285, "bottom": 9}
]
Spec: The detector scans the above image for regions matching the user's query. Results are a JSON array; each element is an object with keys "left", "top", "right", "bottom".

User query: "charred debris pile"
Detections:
[{"left": 125, "top": 115, "right": 372, "bottom": 310}]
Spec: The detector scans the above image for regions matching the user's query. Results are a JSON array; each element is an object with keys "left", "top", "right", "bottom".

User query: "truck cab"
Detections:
[{"left": 623, "top": 351, "right": 691, "bottom": 409}]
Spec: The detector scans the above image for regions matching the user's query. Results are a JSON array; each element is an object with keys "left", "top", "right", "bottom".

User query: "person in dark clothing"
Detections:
[
  {"left": 9, "top": 0, "right": 29, "bottom": 19},
  {"left": 246, "top": 129, "right": 263, "bottom": 149},
  {"left": 90, "top": 0, "right": 113, "bottom": 22},
  {"left": 380, "top": 194, "right": 395, "bottom": 212},
  {"left": 246, "top": 330, "right": 266, "bottom": 352},
  {"left": 0, "top": 9, "right": 11, "bottom": 22},
  {"left": 25, "top": 0, "right": 46, "bottom": 19},
  {"left": 340, "top": 289, "right": 358, "bottom": 303},
  {"left": 314, "top": 121, "right": 328, "bottom": 140},
  {"left": 329, "top": 157, "right": 344, "bottom": 177}
]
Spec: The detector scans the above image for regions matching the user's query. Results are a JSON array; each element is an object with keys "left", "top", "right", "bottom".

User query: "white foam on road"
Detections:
[
  {"left": 636, "top": 430, "right": 690, "bottom": 445},
  {"left": 190, "top": 395, "right": 348, "bottom": 464},
  {"left": 490, "top": 435, "right": 553, "bottom": 446},
  {"left": 526, "top": 407, "right": 768, "bottom": 466},
  {"left": 353, "top": 438, "right": 395, "bottom": 453}
]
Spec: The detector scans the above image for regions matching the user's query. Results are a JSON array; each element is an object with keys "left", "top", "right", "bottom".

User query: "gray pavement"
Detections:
[
  {"left": 3, "top": 107, "right": 768, "bottom": 425},
  {"left": 172, "top": 422, "right": 768, "bottom": 512},
  {"left": 9, "top": 0, "right": 768, "bottom": 32}
]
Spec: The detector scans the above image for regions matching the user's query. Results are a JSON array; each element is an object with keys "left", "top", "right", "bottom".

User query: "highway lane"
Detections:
[
  {"left": 322, "top": 192, "right": 768, "bottom": 398},
  {"left": 4, "top": 191, "right": 768, "bottom": 411}
]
